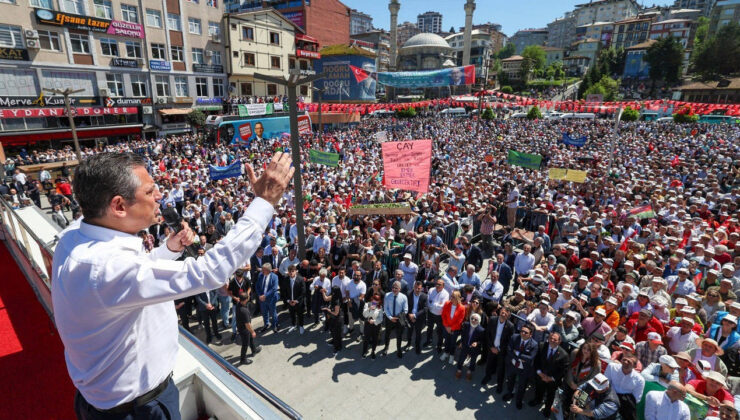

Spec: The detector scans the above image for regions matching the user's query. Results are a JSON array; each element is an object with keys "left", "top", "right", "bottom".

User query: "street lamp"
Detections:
[
  {"left": 44, "top": 87, "right": 84, "bottom": 162},
  {"left": 252, "top": 70, "right": 326, "bottom": 259}
]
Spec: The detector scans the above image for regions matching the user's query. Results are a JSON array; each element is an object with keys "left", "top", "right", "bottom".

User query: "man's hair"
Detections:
[{"left": 73, "top": 152, "right": 147, "bottom": 220}]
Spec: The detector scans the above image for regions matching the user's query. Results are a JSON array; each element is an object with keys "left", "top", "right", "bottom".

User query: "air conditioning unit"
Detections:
[
  {"left": 25, "top": 29, "right": 39, "bottom": 39},
  {"left": 206, "top": 50, "right": 214, "bottom": 57},
  {"left": 98, "top": 88, "right": 110, "bottom": 97},
  {"left": 156, "top": 97, "right": 168, "bottom": 104},
  {"left": 26, "top": 39, "right": 40, "bottom": 49}
]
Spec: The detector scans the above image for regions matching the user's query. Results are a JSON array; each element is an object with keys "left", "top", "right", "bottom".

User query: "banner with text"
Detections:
[
  {"left": 309, "top": 149, "right": 340, "bottom": 167},
  {"left": 382, "top": 139, "right": 432, "bottom": 193},
  {"left": 209, "top": 161, "right": 242, "bottom": 181},
  {"left": 561, "top": 132, "right": 587, "bottom": 147},
  {"left": 237, "top": 103, "right": 274, "bottom": 117},
  {"left": 507, "top": 150, "right": 542, "bottom": 170},
  {"left": 377, "top": 65, "right": 475, "bottom": 88}
]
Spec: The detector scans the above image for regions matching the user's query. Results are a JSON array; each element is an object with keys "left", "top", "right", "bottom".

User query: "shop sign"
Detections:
[
  {"left": 0, "top": 106, "right": 138, "bottom": 118},
  {"left": 195, "top": 97, "right": 223, "bottom": 105},
  {"left": 107, "top": 20, "right": 144, "bottom": 38},
  {"left": 296, "top": 49, "right": 320, "bottom": 59},
  {"left": 149, "top": 59, "right": 171, "bottom": 71},
  {"left": 172, "top": 97, "right": 193, "bottom": 104},
  {"left": 104, "top": 97, "right": 151, "bottom": 107},
  {"left": 110, "top": 57, "right": 140, "bottom": 68},
  {"left": 35, "top": 9, "right": 111, "bottom": 33},
  {"left": 0, "top": 94, "right": 100, "bottom": 108},
  {"left": 192, "top": 64, "right": 224, "bottom": 73},
  {"left": 0, "top": 47, "right": 30, "bottom": 61}
]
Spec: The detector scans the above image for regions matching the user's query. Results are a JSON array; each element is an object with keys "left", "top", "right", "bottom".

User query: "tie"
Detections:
[
  {"left": 548, "top": 349, "right": 554, "bottom": 359},
  {"left": 392, "top": 295, "right": 397, "bottom": 316},
  {"left": 290, "top": 278, "right": 295, "bottom": 301},
  {"left": 497, "top": 264, "right": 502, "bottom": 274},
  {"left": 519, "top": 340, "right": 524, "bottom": 352},
  {"left": 375, "top": 271, "right": 379, "bottom": 281}
]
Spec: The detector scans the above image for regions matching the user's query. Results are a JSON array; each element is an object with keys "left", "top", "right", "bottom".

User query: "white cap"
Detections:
[
  {"left": 595, "top": 308, "right": 607, "bottom": 317},
  {"left": 588, "top": 374, "right": 610, "bottom": 392},
  {"left": 659, "top": 354, "right": 679, "bottom": 369}
]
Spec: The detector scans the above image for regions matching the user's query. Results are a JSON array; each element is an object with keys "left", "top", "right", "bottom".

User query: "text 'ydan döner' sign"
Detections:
[{"left": 381, "top": 139, "right": 432, "bottom": 193}]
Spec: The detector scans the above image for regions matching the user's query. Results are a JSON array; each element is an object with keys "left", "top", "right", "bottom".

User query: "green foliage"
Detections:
[
  {"left": 395, "top": 107, "right": 417, "bottom": 118},
  {"left": 673, "top": 105, "right": 700, "bottom": 123},
  {"left": 692, "top": 17, "right": 710, "bottom": 59},
  {"left": 526, "top": 106, "right": 543, "bottom": 120},
  {"left": 645, "top": 36, "right": 684, "bottom": 85},
  {"left": 501, "top": 85, "right": 513, "bottom": 94},
  {"left": 496, "top": 43, "right": 515, "bottom": 60},
  {"left": 186, "top": 109, "right": 207, "bottom": 129},
  {"left": 621, "top": 106, "right": 640, "bottom": 122},
  {"left": 691, "top": 22, "right": 740, "bottom": 79},
  {"left": 520, "top": 45, "right": 546, "bottom": 80},
  {"left": 481, "top": 107, "right": 495, "bottom": 120},
  {"left": 583, "top": 75, "right": 620, "bottom": 101},
  {"left": 597, "top": 47, "right": 626, "bottom": 76}
]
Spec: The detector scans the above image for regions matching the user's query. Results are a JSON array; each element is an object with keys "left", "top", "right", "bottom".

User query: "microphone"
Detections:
[{"left": 161, "top": 207, "right": 198, "bottom": 258}]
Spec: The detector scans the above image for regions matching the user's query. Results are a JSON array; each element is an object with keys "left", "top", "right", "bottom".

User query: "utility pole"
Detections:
[
  {"left": 610, "top": 107, "right": 624, "bottom": 174},
  {"left": 311, "top": 86, "right": 324, "bottom": 146},
  {"left": 252, "top": 71, "right": 325, "bottom": 259},
  {"left": 44, "top": 87, "right": 85, "bottom": 162}
]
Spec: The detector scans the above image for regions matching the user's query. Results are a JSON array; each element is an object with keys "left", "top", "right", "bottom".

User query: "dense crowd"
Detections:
[{"left": 2, "top": 113, "right": 740, "bottom": 420}]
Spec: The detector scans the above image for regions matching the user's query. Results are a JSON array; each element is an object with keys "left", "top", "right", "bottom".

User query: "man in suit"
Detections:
[
  {"left": 250, "top": 248, "right": 265, "bottom": 315},
  {"left": 456, "top": 313, "right": 485, "bottom": 380},
  {"left": 416, "top": 259, "right": 439, "bottom": 290},
  {"left": 462, "top": 239, "right": 484, "bottom": 272},
  {"left": 405, "top": 281, "right": 428, "bottom": 354},
  {"left": 51, "top": 204, "right": 69, "bottom": 229},
  {"left": 503, "top": 324, "right": 539, "bottom": 409},
  {"left": 196, "top": 288, "right": 222, "bottom": 344},
  {"left": 529, "top": 331, "right": 570, "bottom": 417},
  {"left": 482, "top": 306, "right": 515, "bottom": 389},
  {"left": 256, "top": 263, "right": 280, "bottom": 332},
  {"left": 490, "top": 253, "right": 513, "bottom": 295},
  {"left": 285, "top": 264, "right": 305, "bottom": 334},
  {"left": 189, "top": 209, "right": 208, "bottom": 235},
  {"left": 382, "top": 281, "right": 409, "bottom": 358},
  {"left": 366, "top": 260, "right": 389, "bottom": 290}
]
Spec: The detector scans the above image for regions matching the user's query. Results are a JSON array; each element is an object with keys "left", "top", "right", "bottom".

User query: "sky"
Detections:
[{"left": 340, "top": 0, "right": 673, "bottom": 36}]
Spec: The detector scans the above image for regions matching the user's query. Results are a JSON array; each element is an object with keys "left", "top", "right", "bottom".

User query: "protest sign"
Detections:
[
  {"left": 297, "top": 114, "right": 312, "bottom": 134},
  {"left": 375, "top": 130, "right": 388, "bottom": 143},
  {"left": 507, "top": 150, "right": 542, "bottom": 170},
  {"left": 549, "top": 168, "right": 588, "bottom": 183},
  {"left": 349, "top": 203, "right": 412, "bottom": 215},
  {"left": 309, "top": 149, "right": 340, "bottom": 167},
  {"left": 484, "top": 154, "right": 494, "bottom": 163},
  {"left": 209, "top": 161, "right": 242, "bottom": 181},
  {"left": 548, "top": 168, "right": 567, "bottom": 180},
  {"left": 382, "top": 139, "right": 432, "bottom": 193},
  {"left": 561, "top": 132, "right": 587, "bottom": 147}
]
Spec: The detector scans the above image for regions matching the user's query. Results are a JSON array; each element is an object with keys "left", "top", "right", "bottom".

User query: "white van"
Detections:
[
  {"left": 440, "top": 107, "right": 467, "bottom": 116},
  {"left": 510, "top": 112, "right": 528, "bottom": 119},
  {"left": 559, "top": 113, "right": 596, "bottom": 120},
  {"left": 369, "top": 110, "right": 395, "bottom": 117},
  {"left": 544, "top": 111, "right": 564, "bottom": 120}
]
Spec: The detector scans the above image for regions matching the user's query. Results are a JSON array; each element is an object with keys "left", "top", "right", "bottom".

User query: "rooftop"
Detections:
[
  {"left": 402, "top": 32, "right": 452, "bottom": 49},
  {"left": 625, "top": 39, "right": 657, "bottom": 50},
  {"left": 678, "top": 77, "right": 740, "bottom": 91}
]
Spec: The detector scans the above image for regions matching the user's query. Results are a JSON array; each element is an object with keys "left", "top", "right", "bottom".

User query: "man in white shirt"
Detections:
[
  {"left": 52, "top": 152, "right": 293, "bottom": 417},
  {"left": 513, "top": 244, "right": 535, "bottom": 280},
  {"left": 479, "top": 271, "right": 504, "bottom": 303},
  {"left": 643, "top": 382, "right": 690, "bottom": 420},
  {"left": 426, "top": 278, "right": 449, "bottom": 352},
  {"left": 604, "top": 356, "right": 645, "bottom": 420},
  {"left": 506, "top": 184, "right": 519, "bottom": 228},
  {"left": 398, "top": 253, "right": 419, "bottom": 290},
  {"left": 441, "top": 265, "right": 461, "bottom": 295},
  {"left": 665, "top": 317, "right": 699, "bottom": 354}
]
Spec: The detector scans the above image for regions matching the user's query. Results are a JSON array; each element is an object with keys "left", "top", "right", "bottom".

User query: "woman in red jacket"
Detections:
[{"left": 440, "top": 291, "right": 466, "bottom": 363}]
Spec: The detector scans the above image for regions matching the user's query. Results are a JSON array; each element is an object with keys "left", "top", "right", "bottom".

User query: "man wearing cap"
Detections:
[
  {"left": 665, "top": 316, "right": 700, "bottom": 354},
  {"left": 636, "top": 331, "right": 668, "bottom": 369},
  {"left": 527, "top": 300, "right": 555, "bottom": 343},
  {"left": 596, "top": 297, "right": 621, "bottom": 329},
  {"left": 582, "top": 308, "right": 613, "bottom": 339},
  {"left": 569, "top": 373, "right": 620, "bottom": 420},
  {"left": 643, "top": 381, "right": 690, "bottom": 420},
  {"left": 642, "top": 354, "right": 680, "bottom": 385},
  {"left": 667, "top": 268, "right": 697, "bottom": 299},
  {"left": 398, "top": 253, "right": 419, "bottom": 291},
  {"left": 604, "top": 354, "right": 645, "bottom": 420},
  {"left": 626, "top": 308, "right": 665, "bottom": 343},
  {"left": 707, "top": 277, "right": 738, "bottom": 306}
]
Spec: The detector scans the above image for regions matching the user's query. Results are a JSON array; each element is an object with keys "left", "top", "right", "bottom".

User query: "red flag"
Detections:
[
  {"left": 158, "top": 160, "right": 165, "bottom": 172},
  {"left": 349, "top": 65, "right": 370, "bottom": 83},
  {"left": 670, "top": 155, "right": 680, "bottom": 167}
]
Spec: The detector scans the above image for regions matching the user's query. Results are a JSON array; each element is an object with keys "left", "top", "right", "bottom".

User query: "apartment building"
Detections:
[
  {"left": 225, "top": 9, "right": 317, "bottom": 99},
  {"left": 612, "top": 16, "right": 653, "bottom": 49},
  {"left": 0, "top": 0, "right": 227, "bottom": 145},
  {"left": 445, "top": 29, "right": 492, "bottom": 78},
  {"left": 417, "top": 11, "right": 442, "bottom": 34},
  {"left": 709, "top": 0, "right": 740, "bottom": 35},
  {"left": 509, "top": 28, "right": 548, "bottom": 54},
  {"left": 572, "top": 0, "right": 639, "bottom": 27},
  {"left": 351, "top": 29, "right": 390, "bottom": 72},
  {"left": 349, "top": 8, "right": 373, "bottom": 35},
  {"left": 547, "top": 13, "right": 575, "bottom": 50}
]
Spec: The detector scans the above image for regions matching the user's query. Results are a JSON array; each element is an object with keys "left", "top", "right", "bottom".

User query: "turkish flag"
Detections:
[
  {"left": 670, "top": 155, "right": 680, "bottom": 167},
  {"left": 349, "top": 65, "right": 370, "bottom": 83}
]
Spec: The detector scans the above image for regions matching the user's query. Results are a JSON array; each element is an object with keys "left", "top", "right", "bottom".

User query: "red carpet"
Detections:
[{"left": 0, "top": 241, "right": 75, "bottom": 419}]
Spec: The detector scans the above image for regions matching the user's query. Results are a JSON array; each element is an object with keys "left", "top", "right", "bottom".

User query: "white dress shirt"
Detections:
[
  {"left": 493, "top": 319, "right": 506, "bottom": 348},
  {"left": 479, "top": 279, "right": 504, "bottom": 302},
  {"left": 643, "top": 390, "right": 690, "bottom": 420},
  {"left": 51, "top": 197, "right": 274, "bottom": 409},
  {"left": 428, "top": 288, "right": 449, "bottom": 315},
  {"left": 604, "top": 362, "right": 646, "bottom": 403}
]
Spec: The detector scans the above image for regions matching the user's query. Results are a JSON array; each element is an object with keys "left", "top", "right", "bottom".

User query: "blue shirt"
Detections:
[
  {"left": 459, "top": 272, "right": 481, "bottom": 288},
  {"left": 383, "top": 292, "right": 408, "bottom": 318}
]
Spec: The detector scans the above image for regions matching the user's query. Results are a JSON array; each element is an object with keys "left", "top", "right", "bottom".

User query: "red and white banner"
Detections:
[{"left": 0, "top": 106, "right": 138, "bottom": 119}]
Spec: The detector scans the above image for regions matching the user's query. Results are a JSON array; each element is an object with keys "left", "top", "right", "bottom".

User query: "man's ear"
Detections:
[{"left": 109, "top": 196, "right": 128, "bottom": 218}]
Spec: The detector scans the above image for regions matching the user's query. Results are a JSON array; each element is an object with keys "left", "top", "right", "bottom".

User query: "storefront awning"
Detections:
[
  {"left": 158, "top": 108, "right": 192, "bottom": 115},
  {"left": 296, "top": 34, "right": 318, "bottom": 44},
  {"left": 0, "top": 124, "right": 142, "bottom": 146}
]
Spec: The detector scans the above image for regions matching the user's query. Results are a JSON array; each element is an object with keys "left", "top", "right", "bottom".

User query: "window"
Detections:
[
  {"left": 94, "top": 0, "right": 112, "bottom": 19},
  {"left": 146, "top": 9, "right": 162, "bottom": 28},
  {"left": 289, "top": 58, "right": 295, "bottom": 69},
  {"left": 106, "top": 73, "right": 124, "bottom": 97},
  {"left": 242, "top": 26, "right": 254, "bottom": 40},
  {"left": 167, "top": 13, "right": 181, "bottom": 31},
  {"left": 155, "top": 75, "right": 169, "bottom": 97},
  {"left": 170, "top": 46, "right": 183, "bottom": 62},
  {"left": 269, "top": 31, "right": 280, "bottom": 45},
  {"left": 69, "top": 33, "right": 90, "bottom": 54},
  {"left": 125, "top": 41, "right": 141, "bottom": 58},
  {"left": 130, "top": 74, "right": 148, "bottom": 97},
  {"left": 0, "top": 25, "right": 22, "bottom": 48},
  {"left": 100, "top": 38, "right": 118, "bottom": 56},
  {"left": 151, "top": 43, "right": 166, "bottom": 59},
  {"left": 243, "top": 52, "right": 255, "bottom": 67},
  {"left": 211, "top": 51, "right": 221, "bottom": 65},
  {"left": 174, "top": 76, "right": 188, "bottom": 97},
  {"left": 206, "top": 0, "right": 217, "bottom": 8},
  {"left": 188, "top": 18, "right": 201, "bottom": 35},
  {"left": 192, "top": 48, "right": 204, "bottom": 64},
  {"left": 30, "top": 0, "right": 53, "bottom": 9},
  {"left": 270, "top": 56, "right": 280, "bottom": 69},
  {"left": 195, "top": 77, "right": 208, "bottom": 96},
  {"left": 267, "top": 83, "right": 277, "bottom": 96},
  {"left": 240, "top": 82, "right": 252, "bottom": 96},
  {"left": 121, "top": 4, "right": 138, "bottom": 23},
  {"left": 208, "top": 22, "right": 220, "bottom": 36},
  {"left": 299, "top": 60, "right": 308, "bottom": 70},
  {"left": 213, "top": 79, "right": 224, "bottom": 97},
  {"left": 59, "top": 0, "right": 84, "bottom": 14},
  {"left": 300, "top": 85, "right": 308, "bottom": 95},
  {"left": 38, "top": 30, "right": 61, "bottom": 51}
]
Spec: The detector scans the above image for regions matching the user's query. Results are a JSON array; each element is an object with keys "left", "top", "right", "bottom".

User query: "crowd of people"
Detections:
[{"left": 2, "top": 111, "right": 740, "bottom": 419}]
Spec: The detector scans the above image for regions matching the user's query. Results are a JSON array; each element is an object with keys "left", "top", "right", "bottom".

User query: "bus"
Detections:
[{"left": 699, "top": 114, "right": 738, "bottom": 124}]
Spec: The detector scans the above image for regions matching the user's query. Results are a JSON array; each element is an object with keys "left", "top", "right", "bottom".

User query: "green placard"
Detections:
[
  {"left": 507, "top": 150, "right": 542, "bottom": 170},
  {"left": 237, "top": 104, "right": 248, "bottom": 117},
  {"left": 309, "top": 149, "right": 340, "bottom": 167}
]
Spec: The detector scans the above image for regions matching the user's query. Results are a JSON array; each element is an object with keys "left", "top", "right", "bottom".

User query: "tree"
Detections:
[
  {"left": 186, "top": 109, "right": 207, "bottom": 132},
  {"left": 496, "top": 43, "right": 515, "bottom": 60},
  {"left": 692, "top": 16, "right": 710, "bottom": 60},
  {"left": 526, "top": 105, "right": 542, "bottom": 120},
  {"left": 501, "top": 85, "right": 513, "bottom": 94},
  {"left": 645, "top": 36, "right": 684, "bottom": 91},
  {"left": 596, "top": 46, "right": 626, "bottom": 76},
  {"left": 396, "top": 106, "right": 416, "bottom": 118},
  {"left": 673, "top": 105, "right": 699, "bottom": 123},
  {"left": 621, "top": 106, "right": 640, "bottom": 122},
  {"left": 691, "top": 22, "right": 740, "bottom": 79},
  {"left": 520, "top": 45, "right": 546, "bottom": 80},
  {"left": 481, "top": 107, "right": 495, "bottom": 120},
  {"left": 583, "top": 75, "right": 620, "bottom": 101}
]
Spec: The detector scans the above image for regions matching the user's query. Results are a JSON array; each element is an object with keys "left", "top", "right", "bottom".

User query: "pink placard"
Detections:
[
  {"left": 381, "top": 139, "right": 432, "bottom": 193},
  {"left": 107, "top": 20, "right": 144, "bottom": 38}
]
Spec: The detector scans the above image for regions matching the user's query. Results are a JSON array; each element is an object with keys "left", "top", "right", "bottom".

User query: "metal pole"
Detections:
[
  {"left": 287, "top": 83, "right": 307, "bottom": 259},
  {"left": 64, "top": 92, "right": 83, "bottom": 162},
  {"left": 610, "top": 108, "right": 624, "bottom": 174},
  {"left": 476, "top": 88, "right": 483, "bottom": 135},
  {"left": 318, "top": 90, "right": 322, "bottom": 140}
]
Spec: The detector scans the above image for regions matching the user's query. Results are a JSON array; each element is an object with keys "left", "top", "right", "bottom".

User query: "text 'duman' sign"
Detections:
[{"left": 381, "top": 139, "right": 432, "bottom": 193}]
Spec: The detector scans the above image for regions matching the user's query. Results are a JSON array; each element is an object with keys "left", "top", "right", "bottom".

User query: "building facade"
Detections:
[
  {"left": 547, "top": 13, "right": 575, "bottom": 50},
  {"left": 572, "top": 0, "right": 640, "bottom": 27},
  {"left": 509, "top": 28, "right": 548, "bottom": 54},
  {"left": 351, "top": 29, "right": 391, "bottom": 72},
  {"left": 649, "top": 19, "right": 693, "bottom": 47},
  {"left": 576, "top": 21, "right": 615, "bottom": 47},
  {"left": 709, "top": 0, "right": 740, "bottom": 35},
  {"left": 611, "top": 16, "right": 653, "bottom": 49},
  {"left": 543, "top": 47, "right": 565, "bottom": 65},
  {"left": 417, "top": 11, "right": 442, "bottom": 34},
  {"left": 349, "top": 9, "right": 373, "bottom": 35},
  {"left": 672, "top": 0, "right": 716, "bottom": 17},
  {"left": 396, "top": 21, "right": 421, "bottom": 49},
  {"left": 445, "top": 29, "right": 492, "bottom": 78},
  {"left": 500, "top": 55, "right": 523, "bottom": 81},
  {"left": 0, "top": 0, "right": 228, "bottom": 145}
]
